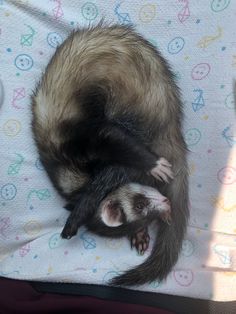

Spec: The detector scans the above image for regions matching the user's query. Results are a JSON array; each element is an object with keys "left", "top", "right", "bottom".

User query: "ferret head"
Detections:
[{"left": 99, "top": 183, "right": 169, "bottom": 227}]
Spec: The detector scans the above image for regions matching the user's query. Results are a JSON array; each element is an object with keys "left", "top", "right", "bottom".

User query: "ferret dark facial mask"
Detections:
[{"left": 100, "top": 183, "right": 172, "bottom": 227}]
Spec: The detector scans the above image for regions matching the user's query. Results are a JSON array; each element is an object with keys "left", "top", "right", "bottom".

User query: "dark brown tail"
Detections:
[{"left": 110, "top": 165, "right": 189, "bottom": 286}]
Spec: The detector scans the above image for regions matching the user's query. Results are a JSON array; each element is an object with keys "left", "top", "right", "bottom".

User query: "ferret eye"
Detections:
[{"left": 135, "top": 203, "right": 144, "bottom": 212}]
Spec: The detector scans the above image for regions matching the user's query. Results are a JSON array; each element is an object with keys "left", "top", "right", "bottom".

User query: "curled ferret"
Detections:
[{"left": 31, "top": 23, "right": 189, "bottom": 286}]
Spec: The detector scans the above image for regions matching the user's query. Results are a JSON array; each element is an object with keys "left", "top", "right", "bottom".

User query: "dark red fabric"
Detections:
[{"left": 0, "top": 278, "right": 173, "bottom": 314}]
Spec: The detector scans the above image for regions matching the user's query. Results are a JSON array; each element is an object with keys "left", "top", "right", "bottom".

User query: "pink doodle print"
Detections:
[
  {"left": 191, "top": 63, "right": 211, "bottom": 80},
  {"left": 178, "top": 0, "right": 190, "bottom": 23},
  {"left": 19, "top": 243, "right": 31, "bottom": 257},
  {"left": 11, "top": 88, "right": 26, "bottom": 109},
  {"left": 52, "top": 0, "right": 64, "bottom": 20},
  {"left": 217, "top": 167, "right": 236, "bottom": 185},
  {"left": 0, "top": 217, "right": 10, "bottom": 238},
  {"left": 173, "top": 269, "right": 194, "bottom": 286}
]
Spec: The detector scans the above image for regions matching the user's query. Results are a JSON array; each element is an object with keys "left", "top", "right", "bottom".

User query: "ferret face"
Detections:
[{"left": 99, "top": 183, "right": 170, "bottom": 227}]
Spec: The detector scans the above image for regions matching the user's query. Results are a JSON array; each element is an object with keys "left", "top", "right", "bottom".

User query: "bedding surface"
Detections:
[{"left": 0, "top": 0, "right": 236, "bottom": 301}]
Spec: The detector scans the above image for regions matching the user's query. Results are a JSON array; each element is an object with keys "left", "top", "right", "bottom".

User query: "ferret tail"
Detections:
[{"left": 110, "top": 165, "right": 189, "bottom": 286}]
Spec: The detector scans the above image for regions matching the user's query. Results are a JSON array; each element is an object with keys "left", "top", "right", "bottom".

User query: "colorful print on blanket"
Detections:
[{"left": 0, "top": 0, "right": 235, "bottom": 301}]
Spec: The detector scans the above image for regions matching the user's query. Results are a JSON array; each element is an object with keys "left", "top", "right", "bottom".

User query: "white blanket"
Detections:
[{"left": 0, "top": 0, "right": 236, "bottom": 301}]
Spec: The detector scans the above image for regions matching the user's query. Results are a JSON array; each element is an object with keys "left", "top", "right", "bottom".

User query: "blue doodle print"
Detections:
[
  {"left": 14, "top": 54, "right": 34, "bottom": 71},
  {"left": 167, "top": 37, "right": 185, "bottom": 54},
  {"left": 224, "top": 92, "right": 234, "bottom": 109},
  {"left": 81, "top": 2, "right": 98, "bottom": 21},
  {"left": 192, "top": 89, "right": 205, "bottom": 112},
  {"left": 181, "top": 240, "right": 194, "bottom": 257},
  {"left": 35, "top": 158, "right": 44, "bottom": 171},
  {"left": 21, "top": 24, "right": 36, "bottom": 47},
  {"left": 185, "top": 128, "right": 202, "bottom": 146},
  {"left": 213, "top": 244, "right": 232, "bottom": 265},
  {"left": 8, "top": 154, "right": 24, "bottom": 175},
  {"left": 47, "top": 32, "right": 63, "bottom": 48},
  {"left": 222, "top": 126, "right": 236, "bottom": 147},
  {"left": 48, "top": 233, "right": 63, "bottom": 249},
  {"left": 80, "top": 231, "right": 96, "bottom": 249},
  {"left": 149, "top": 280, "right": 162, "bottom": 289},
  {"left": 0, "top": 183, "right": 17, "bottom": 200},
  {"left": 114, "top": 2, "right": 132, "bottom": 25},
  {"left": 102, "top": 270, "right": 123, "bottom": 284},
  {"left": 27, "top": 189, "right": 51, "bottom": 201},
  {"left": 211, "top": 0, "right": 230, "bottom": 12}
]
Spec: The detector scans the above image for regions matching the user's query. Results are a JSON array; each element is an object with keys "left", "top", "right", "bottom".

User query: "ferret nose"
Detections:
[{"left": 163, "top": 198, "right": 170, "bottom": 204}]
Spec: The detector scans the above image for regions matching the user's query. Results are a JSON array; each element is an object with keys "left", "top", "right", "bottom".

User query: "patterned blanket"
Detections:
[{"left": 0, "top": 0, "right": 235, "bottom": 301}]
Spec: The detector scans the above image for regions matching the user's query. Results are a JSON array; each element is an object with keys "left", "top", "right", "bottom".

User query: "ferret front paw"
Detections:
[
  {"left": 61, "top": 217, "right": 78, "bottom": 239},
  {"left": 130, "top": 227, "right": 150, "bottom": 255},
  {"left": 150, "top": 157, "right": 174, "bottom": 183}
]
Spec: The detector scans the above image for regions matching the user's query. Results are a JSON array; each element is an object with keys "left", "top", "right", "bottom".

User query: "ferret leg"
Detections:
[
  {"left": 60, "top": 120, "right": 173, "bottom": 183},
  {"left": 94, "top": 123, "right": 173, "bottom": 183},
  {"left": 130, "top": 226, "right": 150, "bottom": 255},
  {"left": 61, "top": 166, "right": 137, "bottom": 239}
]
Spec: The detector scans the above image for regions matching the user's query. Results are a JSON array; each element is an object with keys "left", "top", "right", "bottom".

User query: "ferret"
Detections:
[{"left": 31, "top": 23, "right": 189, "bottom": 286}]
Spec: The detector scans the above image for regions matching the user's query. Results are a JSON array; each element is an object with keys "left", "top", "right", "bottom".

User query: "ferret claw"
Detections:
[
  {"left": 150, "top": 157, "right": 174, "bottom": 183},
  {"left": 130, "top": 227, "right": 150, "bottom": 255}
]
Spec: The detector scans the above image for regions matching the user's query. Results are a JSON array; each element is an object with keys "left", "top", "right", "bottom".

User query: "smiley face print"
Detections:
[
  {"left": 224, "top": 93, "right": 234, "bottom": 109},
  {"left": 173, "top": 269, "right": 194, "bottom": 287},
  {"left": 168, "top": 37, "right": 185, "bottom": 54},
  {"left": 211, "top": 0, "right": 231, "bottom": 12},
  {"left": 3, "top": 119, "right": 21, "bottom": 137},
  {"left": 185, "top": 128, "right": 202, "bottom": 147},
  {"left": 217, "top": 167, "right": 236, "bottom": 185},
  {"left": 0, "top": 183, "right": 17, "bottom": 200},
  {"left": 48, "top": 233, "right": 64, "bottom": 249},
  {"left": 191, "top": 63, "right": 211, "bottom": 80},
  {"left": 47, "top": 32, "right": 63, "bottom": 48},
  {"left": 81, "top": 2, "right": 98, "bottom": 21},
  {"left": 181, "top": 240, "right": 194, "bottom": 257},
  {"left": 139, "top": 4, "right": 156, "bottom": 23},
  {"left": 14, "top": 54, "right": 34, "bottom": 71}
]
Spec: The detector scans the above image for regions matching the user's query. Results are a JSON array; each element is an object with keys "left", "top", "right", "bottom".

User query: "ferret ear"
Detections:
[{"left": 101, "top": 200, "right": 123, "bottom": 227}]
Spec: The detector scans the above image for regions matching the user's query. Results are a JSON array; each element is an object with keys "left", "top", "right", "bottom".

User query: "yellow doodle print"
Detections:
[
  {"left": 212, "top": 196, "right": 236, "bottom": 212},
  {"left": 23, "top": 220, "right": 42, "bottom": 236},
  {"left": 3, "top": 119, "right": 21, "bottom": 137},
  {"left": 139, "top": 4, "right": 156, "bottom": 23},
  {"left": 197, "top": 26, "right": 223, "bottom": 49}
]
